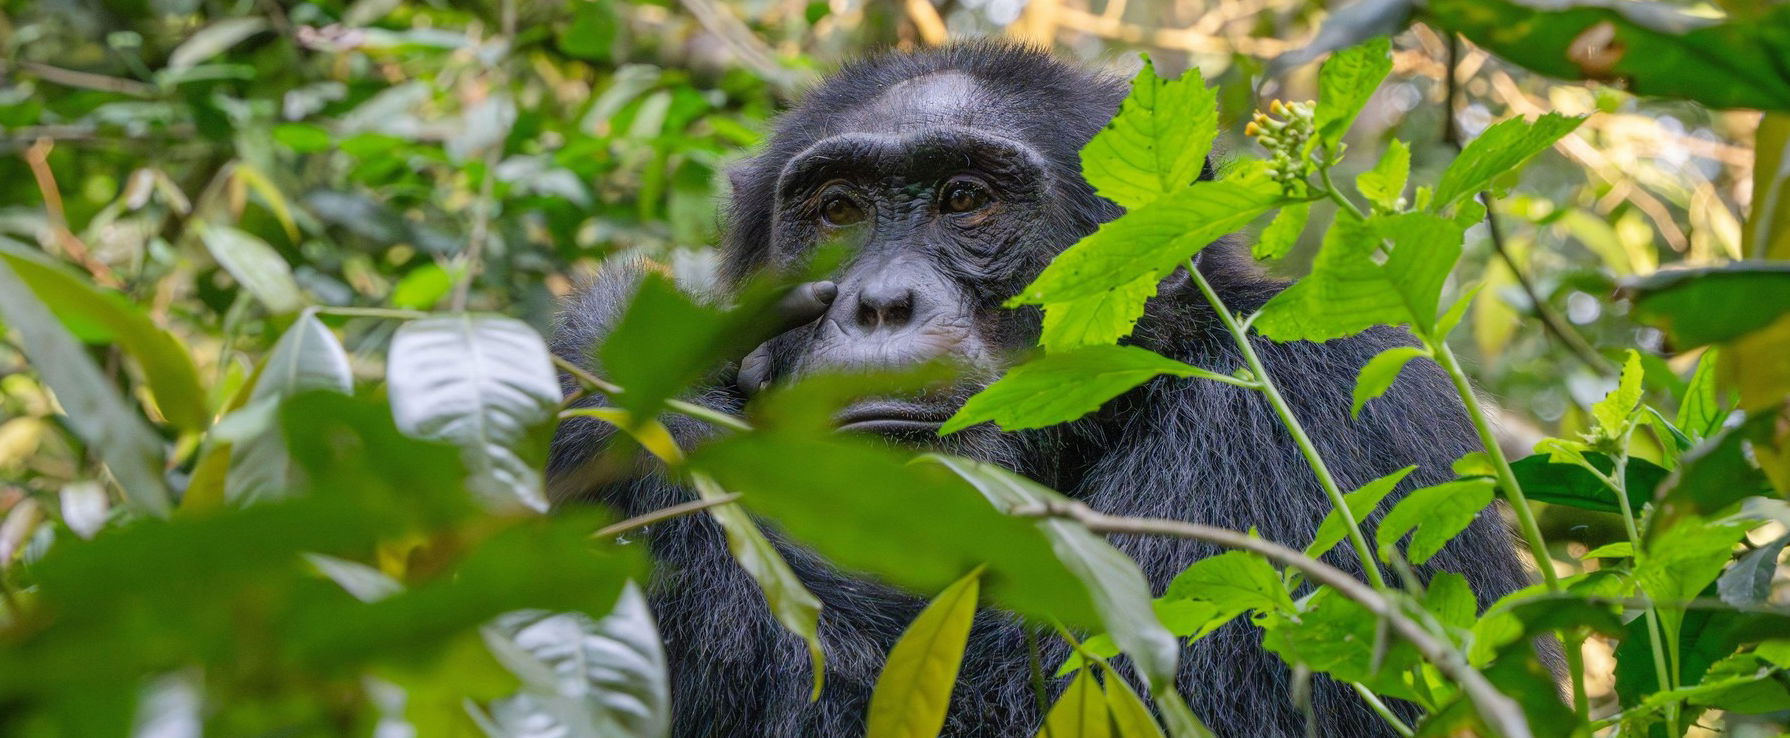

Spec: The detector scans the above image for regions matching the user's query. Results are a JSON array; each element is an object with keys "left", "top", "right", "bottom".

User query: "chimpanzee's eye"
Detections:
[
  {"left": 941, "top": 179, "right": 992, "bottom": 214},
  {"left": 820, "top": 195, "right": 866, "bottom": 226}
]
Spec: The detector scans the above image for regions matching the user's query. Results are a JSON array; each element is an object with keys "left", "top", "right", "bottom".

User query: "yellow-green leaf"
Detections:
[
  {"left": 1102, "top": 666, "right": 1167, "bottom": 738},
  {"left": 1080, "top": 57, "right": 1217, "bottom": 210},
  {"left": 865, "top": 567, "right": 982, "bottom": 738},
  {"left": 1038, "top": 668, "right": 1110, "bottom": 738},
  {"left": 1591, "top": 350, "right": 1645, "bottom": 439},
  {"left": 1350, "top": 346, "right": 1428, "bottom": 418}
]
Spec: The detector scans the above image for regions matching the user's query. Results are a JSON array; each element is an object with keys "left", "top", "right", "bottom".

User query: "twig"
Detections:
[
  {"left": 6, "top": 61, "right": 157, "bottom": 97},
  {"left": 550, "top": 354, "right": 754, "bottom": 433},
  {"left": 449, "top": 0, "right": 517, "bottom": 312},
  {"left": 22, "top": 139, "right": 122, "bottom": 288},
  {"left": 596, "top": 493, "right": 740, "bottom": 538},
  {"left": 1011, "top": 498, "right": 1533, "bottom": 738}
]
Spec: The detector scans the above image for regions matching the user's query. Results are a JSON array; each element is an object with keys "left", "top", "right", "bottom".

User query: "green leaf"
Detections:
[
  {"left": 1037, "top": 273, "right": 1158, "bottom": 353},
  {"left": 691, "top": 472, "right": 827, "bottom": 701},
  {"left": 391, "top": 263, "right": 454, "bottom": 310},
  {"left": 1509, "top": 452, "right": 1666, "bottom": 515},
  {"left": 925, "top": 457, "right": 1179, "bottom": 692},
  {"left": 943, "top": 345, "right": 1233, "bottom": 435},
  {"left": 1374, "top": 478, "right": 1495, "bottom": 564},
  {"left": 1165, "top": 551, "right": 1294, "bottom": 623},
  {"left": 689, "top": 431, "right": 1098, "bottom": 628},
  {"left": 1102, "top": 666, "right": 1168, "bottom": 738},
  {"left": 0, "top": 246, "right": 208, "bottom": 432},
  {"left": 1676, "top": 348, "right": 1726, "bottom": 438},
  {"left": 1254, "top": 212, "right": 1464, "bottom": 342},
  {"left": 1355, "top": 139, "right": 1410, "bottom": 211},
  {"left": 1430, "top": 113, "right": 1583, "bottom": 212},
  {"left": 1625, "top": 263, "right": 1790, "bottom": 347},
  {"left": 273, "top": 123, "right": 331, "bottom": 153},
  {"left": 221, "top": 313, "right": 354, "bottom": 503},
  {"left": 1424, "top": 571, "right": 1478, "bottom": 632},
  {"left": 1351, "top": 346, "right": 1428, "bottom": 418},
  {"left": 1260, "top": 587, "right": 1419, "bottom": 697},
  {"left": 1717, "top": 534, "right": 1788, "bottom": 607},
  {"left": 1253, "top": 202, "right": 1311, "bottom": 262},
  {"left": 0, "top": 261, "right": 170, "bottom": 516},
  {"left": 1654, "top": 412, "right": 1778, "bottom": 525},
  {"left": 197, "top": 223, "right": 305, "bottom": 314},
  {"left": 1305, "top": 465, "right": 1416, "bottom": 560},
  {"left": 866, "top": 567, "right": 981, "bottom": 738},
  {"left": 478, "top": 583, "right": 670, "bottom": 738},
  {"left": 1314, "top": 36, "right": 1393, "bottom": 151},
  {"left": 1747, "top": 113, "right": 1790, "bottom": 258},
  {"left": 600, "top": 274, "right": 765, "bottom": 418},
  {"left": 1422, "top": 0, "right": 1790, "bottom": 112},
  {"left": 1080, "top": 58, "right": 1217, "bottom": 209},
  {"left": 388, "top": 315, "right": 562, "bottom": 512},
  {"left": 1010, "top": 166, "right": 1287, "bottom": 305},
  {"left": 559, "top": 0, "right": 620, "bottom": 63},
  {"left": 1591, "top": 350, "right": 1645, "bottom": 439},
  {"left": 166, "top": 17, "right": 268, "bottom": 71},
  {"left": 1037, "top": 669, "right": 1109, "bottom": 738},
  {"left": 304, "top": 553, "right": 403, "bottom": 603}
]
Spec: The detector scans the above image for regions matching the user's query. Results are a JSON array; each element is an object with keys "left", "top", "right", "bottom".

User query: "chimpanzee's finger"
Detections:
[
  {"left": 768, "top": 280, "right": 837, "bottom": 334},
  {"left": 737, "top": 344, "right": 774, "bottom": 396}
]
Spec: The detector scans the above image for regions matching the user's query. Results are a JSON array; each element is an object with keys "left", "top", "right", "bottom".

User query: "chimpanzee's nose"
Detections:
[{"left": 853, "top": 281, "right": 916, "bottom": 332}]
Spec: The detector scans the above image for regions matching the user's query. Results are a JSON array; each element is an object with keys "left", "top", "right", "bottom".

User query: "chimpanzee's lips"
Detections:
[{"left": 834, "top": 401, "right": 956, "bottom": 435}]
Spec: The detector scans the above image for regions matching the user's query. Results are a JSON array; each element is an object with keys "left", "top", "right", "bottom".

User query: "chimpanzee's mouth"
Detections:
[{"left": 834, "top": 401, "right": 956, "bottom": 436}]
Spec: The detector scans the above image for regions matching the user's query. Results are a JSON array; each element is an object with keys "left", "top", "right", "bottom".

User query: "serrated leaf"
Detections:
[
  {"left": 1676, "top": 348, "right": 1725, "bottom": 439},
  {"left": 0, "top": 245, "right": 208, "bottom": 432},
  {"left": 1374, "top": 478, "right": 1495, "bottom": 565},
  {"left": 1010, "top": 167, "right": 1287, "bottom": 305},
  {"left": 1351, "top": 346, "right": 1427, "bottom": 418},
  {"left": 479, "top": 583, "right": 670, "bottom": 738},
  {"left": 1037, "top": 273, "right": 1158, "bottom": 352},
  {"left": 1253, "top": 202, "right": 1310, "bottom": 262},
  {"left": 1037, "top": 669, "right": 1109, "bottom": 738},
  {"left": 1165, "top": 551, "right": 1293, "bottom": 623},
  {"left": 1306, "top": 465, "right": 1416, "bottom": 560},
  {"left": 943, "top": 345, "right": 1233, "bottom": 435},
  {"left": 1080, "top": 58, "right": 1216, "bottom": 209},
  {"left": 1591, "top": 350, "right": 1645, "bottom": 439},
  {"left": 1356, "top": 139, "right": 1410, "bottom": 211},
  {"left": 1255, "top": 212, "right": 1463, "bottom": 342},
  {"left": 227, "top": 313, "right": 353, "bottom": 504},
  {"left": 198, "top": 223, "right": 304, "bottom": 314},
  {"left": 1260, "top": 587, "right": 1420, "bottom": 695},
  {"left": 1431, "top": 113, "right": 1583, "bottom": 212},
  {"left": 1314, "top": 36, "right": 1393, "bottom": 151},
  {"left": 388, "top": 315, "right": 561, "bottom": 512},
  {"left": 690, "top": 472, "right": 826, "bottom": 700},
  {"left": 0, "top": 261, "right": 170, "bottom": 516},
  {"left": 865, "top": 567, "right": 981, "bottom": 738}
]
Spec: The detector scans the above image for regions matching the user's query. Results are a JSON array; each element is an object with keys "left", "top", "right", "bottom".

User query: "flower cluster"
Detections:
[{"left": 1245, "top": 100, "right": 1317, "bottom": 192}]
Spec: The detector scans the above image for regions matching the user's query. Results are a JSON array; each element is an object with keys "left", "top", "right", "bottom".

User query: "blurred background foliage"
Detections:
[{"left": 0, "top": 0, "right": 1777, "bottom": 733}]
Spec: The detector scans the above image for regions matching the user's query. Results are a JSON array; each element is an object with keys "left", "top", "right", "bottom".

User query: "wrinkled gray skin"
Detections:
[{"left": 548, "top": 42, "right": 1552, "bottom": 738}]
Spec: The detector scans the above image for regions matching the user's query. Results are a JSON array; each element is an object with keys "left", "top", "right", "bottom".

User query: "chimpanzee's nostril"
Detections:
[
  {"left": 855, "top": 300, "right": 881, "bottom": 330},
  {"left": 855, "top": 284, "right": 917, "bottom": 331}
]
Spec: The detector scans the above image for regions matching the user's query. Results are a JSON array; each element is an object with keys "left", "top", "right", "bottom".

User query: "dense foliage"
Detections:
[{"left": 3, "top": 1, "right": 1789, "bottom": 737}]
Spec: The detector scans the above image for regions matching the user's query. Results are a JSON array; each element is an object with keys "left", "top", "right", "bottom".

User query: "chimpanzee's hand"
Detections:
[{"left": 736, "top": 281, "right": 836, "bottom": 396}]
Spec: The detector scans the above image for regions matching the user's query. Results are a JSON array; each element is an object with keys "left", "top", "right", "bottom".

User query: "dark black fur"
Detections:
[{"left": 549, "top": 42, "right": 1538, "bottom": 737}]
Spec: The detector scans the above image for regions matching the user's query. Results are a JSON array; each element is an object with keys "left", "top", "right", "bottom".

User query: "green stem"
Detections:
[
  {"left": 1598, "top": 442, "right": 1680, "bottom": 737},
  {"left": 1428, "top": 342, "right": 1558, "bottom": 590},
  {"left": 313, "top": 306, "right": 429, "bottom": 320},
  {"left": 1188, "top": 263, "right": 1386, "bottom": 590},
  {"left": 1351, "top": 683, "right": 1415, "bottom": 738},
  {"left": 1319, "top": 167, "right": 1369, "bottom": 221}
]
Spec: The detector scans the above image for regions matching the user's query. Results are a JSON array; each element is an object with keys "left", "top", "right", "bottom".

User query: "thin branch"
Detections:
[
  {"left": 22, "top": 138, "right": 122, "bottom": 288},
  {"left": 595, "top": 493, "right": 740, "bottom": 538},
  {"left": 6, "top": 61, "right": 157, "bottom": 97},
  {"left": 1012, "top": 499, "right": 1533, "bottom": 738}
]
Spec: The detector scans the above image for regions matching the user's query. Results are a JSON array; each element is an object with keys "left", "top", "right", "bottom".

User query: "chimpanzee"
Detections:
[{"left": 548, "top": 41, "right": 1537, "bottom": 737}]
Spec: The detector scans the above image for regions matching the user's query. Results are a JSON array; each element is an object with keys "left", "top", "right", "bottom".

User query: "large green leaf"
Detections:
[
  {"left": 476, "top": 583, "right": 670, "bottom": 738},
  {"left": 924, "top": 457, "right": 1180, "bottom": 695},
  {"left": 0, "top": 261, "right": 170, "bottom": 516},
  {"left": 865, "top": 568, "right": 980, "bottom": 738},
  {"left": 0, "top": 246, "right": 208, "bottom": 432},
  {"left": 223, "top": 313, "right": 353, "bottom": 505},
  {"left": 599, "top": 274, "right": 770, "bottom": 417},
  {"left": 689, "top": 431, "right": 1098, "bottom": 627},
  {"left": 1314, "top": 36, "right": 1392, "bottom": 151},
  {"left": 1509, "top": 452, "right": 1666, "bottom": 515},
  {"left": 1036, "top": 273, "right": 1158, "bottom": 353},
  {"left": 943, "top": 346, "right": 1235, "bottom": 435},
  {"left": 1260, "top": 587, "right": 1420, "bottom": 698},
  {"left": 388, "top": 315, "right": 562, "bottom": 512},
  {"left": 1037, "top": 668, "right": 1109, "bottom": 738},
  {"left": 1423, "top": 0, "right": 1790, "bottom": 112},
  {"left": 197, "top": 223, "right": 305, "bottom": 314},
  {"left": 1254, "top": 212, "right": 1463, "bottom": 342},
  {"left": 1374, "top": 478, "right": 1495, "bottom": 565},
  {"left": 1010, "top": 165, "right": 1287, "bottom": 306},
  {"left": 1164, "top": 551, "right": 1294, "bottom": 624},
  {"left": 1079, "top": 58, "right": 1217, "bottom": 210},
  {"left": 1625, "top": 263, "right": 1790, "bottom": 347},
  {"left": 1430, "top": 113, "right": 1584, "bottom": 213}
]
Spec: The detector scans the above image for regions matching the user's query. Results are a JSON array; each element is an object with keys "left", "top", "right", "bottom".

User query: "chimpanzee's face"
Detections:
[{"left": 756, "top": 72, "right": 1075, "bottom": 439}]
